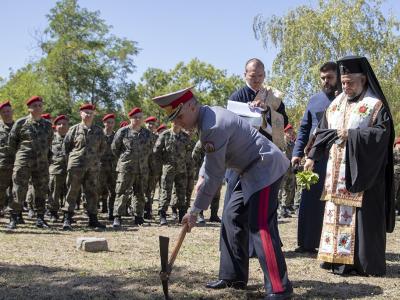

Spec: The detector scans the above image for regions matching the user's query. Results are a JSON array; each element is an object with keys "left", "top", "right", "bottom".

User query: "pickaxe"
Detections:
[{"left": 159, "top": 223, "right": 189, "bottom": 300}]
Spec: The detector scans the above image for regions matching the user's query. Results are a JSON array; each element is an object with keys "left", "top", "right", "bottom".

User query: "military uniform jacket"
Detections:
[
  {"left": 393, "top": 148, "right": 400, "bottom": 175},
  {"left": 49, "top": 132, "right": 67, "bottom": 175},
  {"left": 63, "top": 123, "right": 105, "bottom": 170},
  {"left": 100, "top": 131, "right": 117, "bottom": 170},
  {"left": 194, "top": 106, "right": 289, "bottom": 210},
  {"left": 0, "top": 121, "right": 14, "bottom": 170},
  {"left": 148, "top": 131, "right": 159, "bottom": 173},
  {"left": 9, "top": 115, "right": 53, "bottom": 168},
  {"left": 153, "top": 129, "right": 189, "bottom": 174},
  {"left": 112, "top": 126, "right": 152, "bottom": 174}
]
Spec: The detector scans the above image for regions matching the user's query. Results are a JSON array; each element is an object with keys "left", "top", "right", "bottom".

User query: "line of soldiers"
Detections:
[{"left": 0, "top": 96, "right": 221, "bottom": 230}]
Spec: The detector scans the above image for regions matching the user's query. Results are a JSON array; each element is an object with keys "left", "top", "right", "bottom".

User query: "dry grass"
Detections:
[{"left": 0, "top": 202, "right": 399, "bottom": 300}]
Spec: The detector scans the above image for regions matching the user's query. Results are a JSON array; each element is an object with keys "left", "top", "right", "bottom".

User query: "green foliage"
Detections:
[
  {"left": 254, "top": 0, "right": 400, "bottom": 131},
  {"left": 124, "top": 58, "right": 243, "bottom": 121},
  {"left": 296, "top": 170, "right": 319, "bottom": 190},
  {"left": 41, "top": 0, "right": 139, "bottom": 110},
  {"left": 0, "top": 0, "right": 139, "bottom": 123}
]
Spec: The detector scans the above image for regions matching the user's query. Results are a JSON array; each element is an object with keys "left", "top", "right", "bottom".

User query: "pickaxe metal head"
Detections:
[{"left": 159, "top": 236, "right": 170, "bottom": 300}]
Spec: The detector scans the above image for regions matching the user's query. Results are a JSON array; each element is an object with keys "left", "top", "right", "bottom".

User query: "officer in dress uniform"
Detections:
[{"left": 153, "top": 87, "right": 293, "bottom": 300}]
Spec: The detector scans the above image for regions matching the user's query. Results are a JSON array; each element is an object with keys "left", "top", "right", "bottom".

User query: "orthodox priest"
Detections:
[{"left": 304, "top": 56, "right": 396, "bottom": 276}]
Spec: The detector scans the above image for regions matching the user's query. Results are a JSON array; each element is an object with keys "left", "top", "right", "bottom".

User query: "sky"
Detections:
[{"left": 0, "top": 0, "right": 399, "bottom": 83}]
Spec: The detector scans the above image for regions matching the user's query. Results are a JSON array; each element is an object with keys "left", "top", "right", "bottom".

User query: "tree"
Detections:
[
  {"left": 124, "top": 58, "right": 243, "bottom": 120},
  {"left": 39, "top": 0, "right": 139, "bottom": 111},
  {"left": 253, "top": 0, "right": 400, "bottom": 130}
]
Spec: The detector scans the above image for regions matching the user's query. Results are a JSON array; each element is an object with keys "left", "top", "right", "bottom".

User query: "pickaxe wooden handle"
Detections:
[{"left": 168, "top": 222, "right": 189, "bottom": 270}]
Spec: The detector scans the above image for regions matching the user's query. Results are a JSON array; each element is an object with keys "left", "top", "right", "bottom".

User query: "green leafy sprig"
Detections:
[{"left": 296, "top": 170, "right": 319, "bottom": 191}]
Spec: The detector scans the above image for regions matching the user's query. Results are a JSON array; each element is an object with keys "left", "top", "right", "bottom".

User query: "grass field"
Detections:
[{"left": 0, "top": 204, "right": 399, "bottom": 300}]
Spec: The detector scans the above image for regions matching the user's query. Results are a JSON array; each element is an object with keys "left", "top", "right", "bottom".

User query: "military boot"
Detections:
[
  {"left": 144, "top": 202, "right": 152, "bottom": 220},
  {"left": 197, "top": 211, "right": 206, "bottom": 225},
  {"left": 62, "top": 212, "right": 73, "bottom": 231},
  {"left": 178, "top": 209, "right": 186, "bottom": 224},
  {"left": 88, "top": 214, "right": 106, "bottom": 229},
  {"left": 113, "top": 216, "right": 122, "bottom": 228},
  {"left": 108, "top": 207, "right": 114, "bottom": 221},
  {"left": 50, "top": 211, "right": 59, "bottom": 223},
  {"left": 171, "top": 207, "right": 178, "bottom": 221},
  {"left": 27, "top": 209, "right": 35, "bottom": 219},
  {"left": 7, "top": 213, "right": 18, "bottom": 230},
  {"left": 101, "top": 200, "right": 108, "bottom": 213},
  {"left": 17, "top": 212, "right": 26, "bottom": 224},
  {"left": 209, "top": 212, "right": 221, "bottom": 223},
  {"left": 159, "top": 210, "right": 167, "bottom": 226},
  {"left": 36, "top": 214, "right": 50, "bottom": 228},
  {"left": 134, "top": 215, "right": 144, "bottom": 225}
]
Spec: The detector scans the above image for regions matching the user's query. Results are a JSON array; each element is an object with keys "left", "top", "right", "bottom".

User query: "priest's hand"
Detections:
[
  {"left": 304, "top": 158, "right": 314, "bottom": 171},
  {"left": 291, "top": 156, "right": 301, "bottom": 167},
  {"left": 249, "top": 99, "right": 267, "bottom": 109},
  {"left": 337, "top": 129, "right": 348, "bottom": 141},
  {"left": 181, "top": 213, "right": 197, "bottom": 233}
]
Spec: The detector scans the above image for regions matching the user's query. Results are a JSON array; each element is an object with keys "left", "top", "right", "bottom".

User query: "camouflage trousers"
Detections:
[
  {"left": 48, "top": 173, "right": 67, "bottom": 213},
  {"left": 98, "top": 164, "right": 116, "bottom": 212},
  {"left": 0, "top": 167, "right": 12, "bottom": 210},
  {"left": 63, "top": 167, "right": 99, "bottom": 215},
  {"left": 159, "top": 165, "right": 187, "bottom": 213},
  {"left": 171, "top": 171, "right": 195, "bottom": 212},
  {"left": 145, "top": 169, "right": 161, "bottom": 213},
  {"left": 278, "top": 168, "right": 296, "bottom": 208},
  {"left": 114, "top": 171, "right": 147, "bottom": 217},
  {"left": 10, "top": 165, "right": 49, "bottom": 214}
]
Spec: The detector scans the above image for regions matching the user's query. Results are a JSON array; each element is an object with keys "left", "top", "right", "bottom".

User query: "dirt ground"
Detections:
[{"left": 0, "top": 201, "right": 399, "bottom": 300}]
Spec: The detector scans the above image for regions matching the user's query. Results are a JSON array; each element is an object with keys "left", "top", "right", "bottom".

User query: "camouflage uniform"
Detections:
[
  {"left": 144, "top": 130, "right": 160, "bottom": 218},
  {"left": 112, "top": 126, "right": 152, "bottom": 218},
  {"left": 171, "top": 136, "right": 196, "bottom": 211},
  {"left": 278, "top": 137, "right": 296, "bottom": 216},
  {"left": 192, "top": 140, "right": 220, "bottom": 217},
  {"left": 62, "top": 123, "right": 105, "bottom": 215},
  {"left": 153, "top": 129, "right": 189, "bottom": 218},
  {"left": 99, "top": 130, "right": 117, "bottom": 217},
  {"left": 8, "top": 116, "right": 53, "bottom": 215},
  {"left": 48, "top": 132, "right": 67, "bottom": 214},
  {"left": 393, "top": 148, "right": 400, "bottom": 213},
  {"left": 0, "top": 120, "right": 14, "bottom": 211}
]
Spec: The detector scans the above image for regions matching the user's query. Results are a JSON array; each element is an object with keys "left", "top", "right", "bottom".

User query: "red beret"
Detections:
[
  {"left": 102, "top": 113, "right": 115, "bottom": 122},
  {"left": 41, "top": 113, "right": 52, "bottom": 120},
  {"left": 53, "top": 115, "right": 68, "bottom": 125},
  {"left": 394, "top": 138, "right": 400, "bottom": 147},
  {"left": 0, "top": 100, "right": 11, "bottom": 111},
  {"left": 157, "top": 124, "right": 167, "bottom": 133},
  {"left": 79, "top": 103, "right": 95, "bottom": 111},
  {"left": 144, "top": 116, "right": 157, "bottom": 123},
  {"left": 128, "top": 107, "right": 142, "bottom": 117},
  {"left": 119, "top": 120, "right": 129, "bottom": 128},
  {"left": 284, "top": 124, "right": 293, "bottom": 132},
  {"left": 26, "top": 96, "right": 43, "bottom": 106}
]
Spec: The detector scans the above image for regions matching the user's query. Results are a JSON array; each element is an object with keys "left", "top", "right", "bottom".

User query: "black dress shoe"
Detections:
[
  {"left": 205, "top": 279, "right": 246, "bottom": 290},
  {"left": 320, "top": 262, "right": 333, "bottom": 270},
  {"left": 265, "top": 285, "right": 293, "bottom": 300},
  {"left": 294, "top": 246, "right": 317, "bottom": 254}
]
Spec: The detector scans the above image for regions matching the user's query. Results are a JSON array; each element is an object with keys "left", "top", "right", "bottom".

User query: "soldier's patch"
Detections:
[{"left": 203, "top": 141, "right": 215, "bottom": 153}]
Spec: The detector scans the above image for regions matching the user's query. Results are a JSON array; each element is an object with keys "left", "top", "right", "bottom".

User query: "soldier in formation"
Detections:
[
  {"left": 112, "top": 107, "right": 152, "bottom": 227},
  {"left": 62, "top": 103, "right": 106, "bottom": 230}
]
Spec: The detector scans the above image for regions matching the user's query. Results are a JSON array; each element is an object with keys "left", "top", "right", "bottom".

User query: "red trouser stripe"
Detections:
[{"left": 258, "top": 186, "right": 284, "bottom": 293}]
